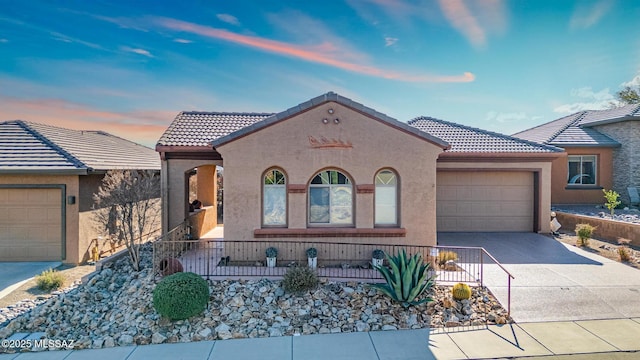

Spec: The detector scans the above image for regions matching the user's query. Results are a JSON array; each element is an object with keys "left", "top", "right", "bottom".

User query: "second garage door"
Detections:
[
  {"left": 0, "top": 187, "right": 63, "bottom": 261},
  {"left": 437, "top": 171, "right": 534, "bottom": 232}
]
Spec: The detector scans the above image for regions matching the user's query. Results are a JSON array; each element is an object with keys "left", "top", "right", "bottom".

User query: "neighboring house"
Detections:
[
  {"left": 514, "top": 104, "right": 640, "bottom": 205},
  {"left": 0, "top": 120, "right": 160, "bottom": 263},
  {"left": 157, "top": 92, "right": 562, "bottom": 250}
]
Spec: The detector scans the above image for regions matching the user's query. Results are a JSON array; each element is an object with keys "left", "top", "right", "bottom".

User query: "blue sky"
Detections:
[{"left": 1, "top": 0, "right": 639, "bottom": 147}]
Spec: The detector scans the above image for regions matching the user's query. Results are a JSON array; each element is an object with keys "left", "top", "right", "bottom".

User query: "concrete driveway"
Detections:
[
  {"left": 0, "top": 261, "right": 61, "bottom": 299},
  {"left": 438, "top": 233, "right": 640, "bottom": 322}
]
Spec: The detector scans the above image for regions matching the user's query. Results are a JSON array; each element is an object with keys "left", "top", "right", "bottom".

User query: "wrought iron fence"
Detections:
[{"left": 153, "top": 238, "right": 494, "bottom": 285}]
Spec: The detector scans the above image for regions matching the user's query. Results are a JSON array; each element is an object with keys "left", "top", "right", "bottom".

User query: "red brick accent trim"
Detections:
[
  {"left": 254, "top": 228, "right": 406, "bottom": 238},
  {"left": 287, "top": 184, "right": 306, "bottom": 193},
  {"left": 356, "top": 184, "right": 375, "bottom": 194}
]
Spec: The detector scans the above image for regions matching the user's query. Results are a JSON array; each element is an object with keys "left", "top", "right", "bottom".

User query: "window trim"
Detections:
[
  {"left": 262, "top": 168, "right": 288, "bottom": 228},
  {"left": 374, "top": 168, "right": 400, "bottom": 227},
  {"left": 307, "top": 168, "right": 355, "bottom": 227},
  {"left": 567, "top": 155, "right": 597, "bottom": 186}
]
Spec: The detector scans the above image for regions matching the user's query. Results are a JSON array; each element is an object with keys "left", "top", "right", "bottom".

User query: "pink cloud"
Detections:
[
  {"left": 0, "top": 96, "right": 171, "bottom": 146},
  {"left": 438, "top": 0, "right": 487, "bottom": 48},
  {"left": 153, "top": 17, "right": 473, "bottom": 83}
]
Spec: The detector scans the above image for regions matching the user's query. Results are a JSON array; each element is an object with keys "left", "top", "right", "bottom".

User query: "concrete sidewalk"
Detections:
[{"left": 2, "top": 318, "right": 639, "bottom": 359}]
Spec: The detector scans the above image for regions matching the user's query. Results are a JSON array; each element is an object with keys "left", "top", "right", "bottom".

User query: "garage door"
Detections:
[
  {"left": 437, "top": 171, "right": 534, "bottom": 232},
  {"left": 0, "top": 187, "right": 63, "bottom": 261}
]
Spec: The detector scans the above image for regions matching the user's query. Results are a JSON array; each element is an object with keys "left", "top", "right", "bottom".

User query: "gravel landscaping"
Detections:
[{"left": 0, "top": 245, "right": 510, "bottom": 353}]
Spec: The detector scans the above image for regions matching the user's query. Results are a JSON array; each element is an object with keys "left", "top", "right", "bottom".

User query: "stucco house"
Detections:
[
  {"left": 0, "top": 120, "right": 160, "bottom": 263},
  {"left": 156, "top": 92, "right": 562, "bottom": 249},
  {"left": 514, "top": 104, "right": 640, "bottom": 205}
]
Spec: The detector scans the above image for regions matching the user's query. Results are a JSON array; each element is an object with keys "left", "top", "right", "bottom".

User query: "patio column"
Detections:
[{"left": 197, "top": 165, "right": 217, "bottom": 208}]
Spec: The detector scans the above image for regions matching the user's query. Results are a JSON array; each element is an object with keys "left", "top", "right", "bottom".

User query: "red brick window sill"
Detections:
[{"left": 254, "top": 228, "right": 406, "bottom": 238}]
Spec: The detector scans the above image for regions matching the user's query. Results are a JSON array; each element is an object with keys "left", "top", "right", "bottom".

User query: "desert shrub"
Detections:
[
  {"left": 437, "top": 251, "right": 458, "bottom": 266},
  {"left": 452, "top": 283, "right": 472, "bottom": 300},
  {"left": 618, "top": 247, "right": 631, "bottom": 262},
  {"left": 618, "top": 238, "right": 632, "bottom": 262},
  {"left": 282, "top": 266, "right": 319, "bottom": 294},
  {"left": 153, "top": 272, "right": 210, "bottom": 320},
  {"left": 36, "top": 269, "right": 65, "bottom": 292},
  {"left": 370, "top": 249, "right": 435, "bottom": 307},
  {"left": 575, "top": 223, "right": 595, "bottom": 246}
]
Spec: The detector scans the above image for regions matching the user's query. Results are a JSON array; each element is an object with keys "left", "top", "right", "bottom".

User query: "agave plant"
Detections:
[{"left": 370, "top": 249, "right": 435, "bottom": 308}]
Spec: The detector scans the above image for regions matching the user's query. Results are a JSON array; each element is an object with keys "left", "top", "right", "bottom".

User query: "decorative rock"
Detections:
[
  {"left": 151, "top": 332, "right": 167, "bottom": 344},
  {"left": 0, "top": 244, "right": 512, "bottom": 353}
]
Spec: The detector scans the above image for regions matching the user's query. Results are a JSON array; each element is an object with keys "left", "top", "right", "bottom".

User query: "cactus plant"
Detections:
[
  {"left": 437, "top": 251, "right": 458, "bottom": 266},
  {"left": 451, "top": 282, "right": 472, "bottom": 300},
  {"left": 369, "top": 249, "right": 435, "bottom": 307}
]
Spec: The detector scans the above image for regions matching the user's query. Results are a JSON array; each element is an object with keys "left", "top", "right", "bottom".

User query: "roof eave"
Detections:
[
  {"left": 438, "top": 151, "right": 565, "bottom": 161},
  {"left": 0, "top": 168, "right": 88, "bottom": 175},
  {"left": 581, "top": 115, "right": 640, "bottom": 127},
  {"left": 550, "top": 143, "right": 621, "bottom": 148}
]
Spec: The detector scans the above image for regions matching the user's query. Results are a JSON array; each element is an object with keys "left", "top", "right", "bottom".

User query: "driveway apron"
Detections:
[{"left": 438, "top": 233, "right": 640, "bottom": 322}]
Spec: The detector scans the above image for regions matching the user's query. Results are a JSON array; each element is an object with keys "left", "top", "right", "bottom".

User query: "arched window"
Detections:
[
  {"left": 309, "top": 170, "right": 353, "bottom": 225},
  {"left": 263, "top": 169, "right": 286, "bottom": 226},
  {"left": 375, "top": 169, "right": 398, "bottom": 226}
]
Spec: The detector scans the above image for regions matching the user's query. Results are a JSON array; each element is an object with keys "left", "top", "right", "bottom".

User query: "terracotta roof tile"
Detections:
[
  {"left": 409, "top": 117, "right": 562, "bottom": 153},
  {"left": 0, "top": 120, "right": 160, "bottom": 173},
  {"left": 513, "top": 105, "right": 636, "bottom": 147},
  {"left": 157, "top": 112, "right": 273, "bottom": 147}
]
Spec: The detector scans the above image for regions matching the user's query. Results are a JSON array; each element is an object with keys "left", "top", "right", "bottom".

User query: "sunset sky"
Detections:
[{"left": 1, "top": 0, "right": 639, "bottom": 147}]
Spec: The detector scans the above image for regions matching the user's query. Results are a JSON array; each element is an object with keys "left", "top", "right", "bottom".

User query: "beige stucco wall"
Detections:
[
  {"left": 162, "top": 159, "right": 222, "bottom": 232},
  {"left": 0, "top": 174, "right": 80, "bottom": 263},
  {"left": 550, "top": 147, "right": 613, "bottom": 205},
  {"left": 216, "top": 102, "right": 444, "bottom": 247},
  {"left": 437, "top": 161, "right": 553, "bottom": 233}
]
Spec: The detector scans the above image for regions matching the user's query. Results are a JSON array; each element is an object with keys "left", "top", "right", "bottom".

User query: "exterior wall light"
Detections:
[
  {"left": 322, "top": 118, "right": 329, "bottom": 124},
  {"left": 328, "top": 108, "right": 334, "bottom": 114}
]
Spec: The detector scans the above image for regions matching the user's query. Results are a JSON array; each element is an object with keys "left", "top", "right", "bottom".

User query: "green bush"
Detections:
[
  {"left": 153, "top": 272, "right": 210, "bottom": 320},
  {"left": 370, "top": 249, "right": 435, "bottom": 308},
  {"left": 603, "top": 189, "right": 621, "bottom": 215},
  {"left": 282, "top": 266, "right": 319, "bottom": 294},
  {"left": 36, "top": 269, "right": 65, "bottom": 292},
  {"left": 575, "top": 223, "right": 595, "bottom": 246}
]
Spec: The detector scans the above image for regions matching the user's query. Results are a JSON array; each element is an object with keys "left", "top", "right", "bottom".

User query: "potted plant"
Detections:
[
  {"left": 306, "top": 247, "right": 318, "bottom": 269},
  {"left": 372, "top": 249, "right": 385, "bottom": 267},
  {"left": 266, "top": 247, "right": 278, "bottom": 268}
]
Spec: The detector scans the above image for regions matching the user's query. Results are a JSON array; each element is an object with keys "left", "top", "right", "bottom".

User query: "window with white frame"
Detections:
[
  {"left": 263, "top": 169, "right": 286, "bottom": 226},
  {"left": 308, "top": 170, "right": 353, "bottom": 225},
  {"left": 568, "top": 155, "right": 596, "bottom": 185},
  {"left": 375, "top": 169, "right": 398, "bottom": 225}
]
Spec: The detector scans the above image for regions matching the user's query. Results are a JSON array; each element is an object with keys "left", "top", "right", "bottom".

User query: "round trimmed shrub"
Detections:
[
  {"left": 282, "top": 266, "right": 319, "bottom": 294},
  {"left": 153, "top": 272, "right": 210, "bottom": 320}
]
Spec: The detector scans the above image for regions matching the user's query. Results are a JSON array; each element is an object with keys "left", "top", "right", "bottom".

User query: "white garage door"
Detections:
[
  {"left": 437, "top": 171, "right": 534, "bottom": 232},
  {"left": 0, "top": 187, "right": 63, "bottom": 261}
]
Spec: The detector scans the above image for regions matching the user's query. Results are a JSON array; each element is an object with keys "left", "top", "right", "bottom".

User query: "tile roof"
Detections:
[
  {"left": 157, "top": 112, "right": 274, "bottom": 147},
  {"left": 158, "top": 92, "right": 450, "bottom": 150},
  {"left": 408, "top": 116, "right": 563, "bottom": 153},
  {"left": 512, "top": 105, "right": 637, "bottom": 147},
  {"left": 0, "top": 120, "right": 160, "bottom": 173}
]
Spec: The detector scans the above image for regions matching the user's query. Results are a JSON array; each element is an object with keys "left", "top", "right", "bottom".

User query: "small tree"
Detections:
[
  {"left": 603, "top": 189, "right": 621, "bottom": 216},
  {"left": 94, "top": 170, "right": 161, "bottom": 271}
]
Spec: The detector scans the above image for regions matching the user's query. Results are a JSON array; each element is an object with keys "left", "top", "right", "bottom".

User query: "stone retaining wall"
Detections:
[{"left": 556, "top": 212, "right": 640, "bottom": 246}]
